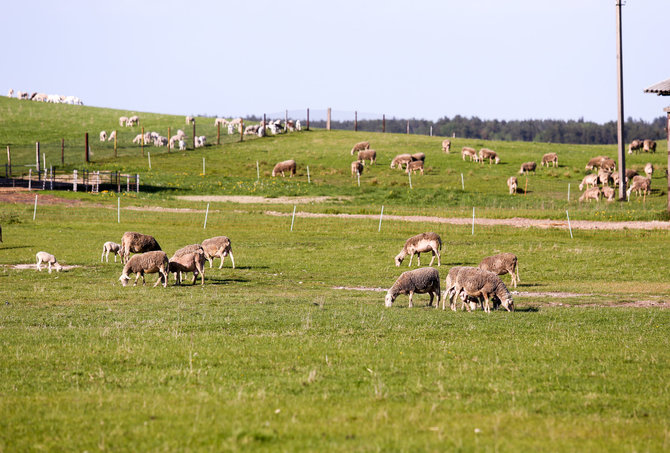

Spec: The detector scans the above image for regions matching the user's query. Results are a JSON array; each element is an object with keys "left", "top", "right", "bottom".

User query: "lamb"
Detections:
[
  {"left": 127, "top": 115, "right": 140, "bottom": 126},
  {"left": 201, "top": 236, "right": 235, "bottom": 269},
  {"left": 519, "top": 162, "right": 536, "bottom": 174},
  {"left": 350, "top": 141, "right": 370, "bottom": 155},
  {"left": 461, "top": 147, "right": 478, "bottom": 162},
  {"left": 411, "top": 152, "right": 426, "bottom": 162},
  {"left": 442, "top": 139, "right": 451, "bottom": 153},
  {"left": 628, "top": 139, "right": 643, "bottom": 154},
  {"left": 507, "top": 176, "right": 518, "bottom": 195},
  {"left": 478, "top": 253, "right": 520, "bottom": 288},
  {"left": 405, "top": 160, "right": 424, "bottom": 175},
  {"left": 154, "top": 136, "right": 168, "bottom": 147},
  {"left": 179, "top": 140, "right": 186, "bottom": 151},
  {"left": 120, "top": 231, "right": 162, "bottom": 263},
  {"left": 541, "top": 152, "right": 558, "bottom": 167},
  {"left": 643, "top": 139, "right": 656, "bottom": 153},
  {"left": 169, "top": 244, "right": 206, "bottom": 286},
  {"left": 101, "top": 241, "right": 122, "bottom": 262},
  {"left": 357, "top": 149, "right": 376, "bottom": 165},
  {"left": 390, "top": 153, "right": 413, "bottom": 169},
  {"left": 119, "top": 116, "right": 129, "bottom": 127},
  {"left": 36, "top": 251, "right": 63, "bottom": 273},
  {"left": 118, "top": 251, "right": 169, "bottom": 287},
  {"left": 99, "top": 131, "right": 107, "bottom": 141},
  {"left": 579, "top": 173, "right": 599, "bottom": 191},
  {"left": 384, "top": 267, "right": 441, "bottom": 308},
  {"left": 442, "top": 266, "right": 470, "bottom": 310},
  {"left": 272, "top": 159, "right": 297, "bottom": 177},
  {"left": 296, "top": 120, "right": 302, "bottom": 131},
  {"left": 195, "top": 136, "right": 207, "bottom": 148},
  {"left": 626, "top": 175, "right": 651, "bottom": 198},
  {"left": 394, "top": 232, "right": 441, "bottom": 267},
  {"left": 601, "top": 186, "right": 616, "bottom": 201},
  {"left": 451, "top": 267, "right": 514, "bottom": 313},
  {"left": 479, "top": 148, "right": 500, "bottom": 164},
  {"left": 579, "top": 187, "right": 601, "bottom": 203},
  {"left": 644, "top": 163, "right": 653, "bottom": 179},
  {"left": 351, "top": 160, "right": 364, "bottom": 177},
  {"left": 107, "top": 130, "right": 116, "bottom": 142},
  {"left": 585, "top": 156, "right": 609, "bottom": 171}
]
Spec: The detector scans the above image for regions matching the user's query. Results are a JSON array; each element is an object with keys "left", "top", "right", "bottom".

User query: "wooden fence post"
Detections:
[
  {"left": 306, "top": 108, "right": 310, "bottom": 131},
  {"left": 240, "top": 119, "right": 244, "bottom": 142},
  {"left": 85, "top": 133, "right": 89, "bottom": 163},
  {"left": 355, "top": 111, "right": 358, "bottom": 132},
  {"left": 327, "top": 108, "right": 331, "bottom": 131},
  {"left": 383, "top": 114, "right": 386, "bottom": 133},
  {"left": 192, "top": 119, "right": 196, "bottom": 149},
  {"left": 6, "top": 146, "right": 11, "bottom": 177},
  {"left": 217, "top": 122, "right": 221, "bottom": 145}
]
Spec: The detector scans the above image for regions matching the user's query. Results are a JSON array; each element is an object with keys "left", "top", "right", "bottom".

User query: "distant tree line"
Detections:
[{"left": 306, "top": 115, "right": 667, "bottom": 145}]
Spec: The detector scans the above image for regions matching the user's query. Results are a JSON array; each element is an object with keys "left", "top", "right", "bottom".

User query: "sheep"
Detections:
[
  {"left": 351, "top": 160, "right": 364, "bottom": 177},
  {"left": 272, "top": 159, "right": 297, "bottom": 177},
  {"left": 201, "top": 236, "right": 235, "bottom": 269},
  {"left": 625, "top": 169, "right": 639, "bottom": 182},
  {"left": 32, "top": 93, "right": 47, "bottom": 102},
  {"left": 405, "top": 160, "right": 424, "bottom": 175},
  {"left": 626, "top": 175, "right": 651, "bottom": 198},
  {"left": 133, "top": 134, "right": 143, "bottom": 144},
  {"left": 350, "top": 141, "right": 370, "bottom": 155},
  {"left": 628, "top": 139, "right": 643, "bottom": 154},
  {"left": 186, "top": 116, "right": 194, "bottom": 124},
  {"left": 579, "top": 187, "right": 601, "bottom": 203},
  {"left": 601, "top": 158, "right": 616, "bottom": 172},
  {"left": 195, "top": 136, "right": 207, "bottom": 148},
  {"left": 127, "top": 115, "right": 140, "bottom": 126},
  {"left": 107, "top": 130, "right": 116, "bottom": 142},
  {"left": 395, "top": 232, "right": 441, "bottom": 267},
  {"left": 585, "top": 156, "right": 609, "bottom": 171},
  {"left": 7, "top": 89, "right": 13, "bottom": 97},
  {"left": 478, "top": 253, "right": 520, "bottom": 288},
  {"left": 214, "top": 118, "right": 228, "bottom": 127},
  {"left": 597, "top": 168, "right": 612, "bottom": 186},
  {"left": 519, "top": 162, "right": 537, "bottom": 174},
  {"left": 451, "top": 267, "right": 514, "bottom": 313},
  {"left": 411, "top": 152, "right": 426, "bottom": 162},
  {"left": 507, "top": 176, "right": 518, "bottom": 195},
  {"left": 120, "top": 231, "right": 162, "bottom": 263},
  {"left": 479, "top": 148, "right": 500, "bottom": 164},
  {"left": 244, "top": 125, "right": 259, "bottom": 135},
  {"left": 179, "top": 140, "right": 186, "bottom": 151},
  {"left": 611, "top": 172, "right": 620, "bottom": 187},
  {"left": 390, "top": 153, "right": 413, "bottom": 170},
  {"left": 118, "top": 251, "right": 169, "bottom": 287},
  {"left": 101, "top": 241, "right": 122, "bottom": 263},
  {"left": 36, "top": 251, "right": 63, "bottom": 273},
  {"left": 99, "top": 131, "right": 107, "bottom": 142},
  {"left": 461, "top": 147, "right": 478, "bottom": 162},
  {"left": 119, "top": 116, "right": 129, "bottom": 127},
  {"left": 541, "top": 152, "right": 558, "bottom": 167},
  {"left": 169, "top": 135, "right": 180, "bottom": 149},
  {"left": 442, "top": 139, "right": 451, "bottom": 153},
  {"left": 579, "top": 173, "right": 599, "bottom": 191},
  {"left": 643, "top": 139, "right": 656, "bottom": 153},
  {"left": 357, "top": 149, "right": 376, "bottom": 165},
  {"left": 176, "top": 129, "right": 186, "bottom": 139},
  {"left": 384, "top": 267, "right": 441, "bottom": 308},
  {"left": 169, "top": 244, "right": 205, "bottom": 286},
  {"left": 601, "top": 186, "right": 616, "bottom": 201},
  {"left": 17, "top": 91, "right": 28, "bottom": 100},
  {"left": 296, "top": 120, "right": 302, "bottom": 131},
  {"left": 442, "top": 266, "right": 472, "bottom": 310},
  {"left": 154, "top": 136, "right": 168, "bottom": 147},
  {"left": 644, "top": 163, "right": 653, "bottom": 179}
]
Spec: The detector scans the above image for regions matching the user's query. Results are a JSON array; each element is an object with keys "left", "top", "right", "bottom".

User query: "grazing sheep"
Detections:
[
  {"left": 442, "top": 266, "right": 477, "bottom": 311},
  {"left": 479, "top": 148, "right": 500, "bottom": 164},
  {"left": 405, "top": 160, "right": 424, "bottom": 175},
  {"left": 357, "top": 149, "right": 376, "bottom": 165},
  {"left": 169, "top": 244, "right": 206, "bottom": 286},
  {"left": 507, "top": 176, "right": 518, "bottom": 195},
  {"left": 390, "top": 153, "right": 413, "bottom": 169},
  {"left": 478, "top": 253, "right": 520, "bottom": 288},
  {"left": 579, "top": 173, "right": 599, "bottom": 191},
  {"left": 628, "top": 139, "right": 643, "bottom": 154},
  {"left": 601, "top": 186, "right": 616, "bottom": 201},
  {"left": 99, "top": 131, "right": 107, "bottom": 141},
  {"left": 395, "top": 232, "right": 441, "bottom": 267},
  {"left": 107, "top": 130, "right": 116, "bottom": 142},
  {"left": 272, "top": 159, "right": 297, "bottom": 177},
  {"left": 585, "top": 156, "right": 609, "bottom": 171},
  {"left": 442, "top": 139, "right": 451, "bottom": 153},
  {"left": 626, "top": 175, "right": 651, "bottom": 198},
  {"left": 201, "top": 236, "right": 235, "bottom": 269},
  {"left": 579, "top": 187, "right": 601, "bottom": 203},
  {"left": 186, "top": 116, "right": 194, "bottom": 124},
  {"left": 350, "top": 141, "right": 370, "bottom": 155},
  {"left": 120, "top": 231, "right": 162, "bottom": 263},
  {"left": 132, "top": 134, "right": 143, "bottom": 144},
  {"left": 7, "top": 89, "right": 13, "bottom": 97},
  {"left": 519, "top": 162, "right": 536, "bottom": 174},
  {"left": 597, "top": 168, "right": 612, "bottom": 186},
  {"left": 101, "top": 241, "right": 122, "bottom": 263},
  {"left": 541, "top": 152, "right": 558, "bottom": 167},
  {"left": 411, "top": 152, "right": 426, "bottom": 162},
  {"left": 625, "top": 169, "right": 639, "bottom": 183},
  {"left": 461, "top": 147, "right": 478, "bottom": 162},
  {"left": 601, "top": 158, "right": 616, "bottom": 172},
  {"left": 451, "top": 267, "right": 514, "bottom": 313},
  {"left": 195, "top": 136, "right": 207, "bottom": 148},
  {"left": 643, "top": 139, "right": 656, "bottom": 153},
  {"left": 214, "top": 118, "right": 228, "bottom": 127},
  {"left": 179, "top": 140, "right": 186, "bottom": 151},
  {"left": 127, "top": 115, "right": 139, "bottom": 126},
  {"left": 244, "top": 124, "right": 259, "bottom": 135},
  {"left": 644, "top": 163, "right": 653, "bottom": 179},
  {"left": 118, "top": 251, "right": 169, "bottom": 287},
  {"left": 119, "top": 116, "right": 128, "bottom": 127},
  {"left": 154, "top": 136, "right": 168, "bottom": 147},
  {"left": 384, "top": 267, "right": 441, "bottom": 308},
  {"left": 351, "top": 160, "right": 364, "bottom": 177},
  {"left": 36, "top": 251, "right": 63, "bottom": 273}
]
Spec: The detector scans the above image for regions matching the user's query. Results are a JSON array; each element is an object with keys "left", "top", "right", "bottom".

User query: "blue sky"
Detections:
[{"left": 3, "top": 0, "right": 669, "bottom": 123}]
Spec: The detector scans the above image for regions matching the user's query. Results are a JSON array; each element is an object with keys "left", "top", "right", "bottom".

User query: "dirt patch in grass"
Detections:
[
  {"left": 177, "top": 195, "right": 351, "bottom": 204},
  {"left": 8, "top": 264, "right": 82, "bottom": 271},
  {"left": 0, "top": 189, "right": 83, "bottom": 206}
]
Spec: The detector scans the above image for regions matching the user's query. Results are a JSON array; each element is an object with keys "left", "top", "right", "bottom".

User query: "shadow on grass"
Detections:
[
  {"left": 204, "top": 277, "right": 250, "bottom": 286},
  {"left": 514, "top": 306, "right": 540, "bottom": 312},
  {"left": 0, "top": 245, "right": 33, "bottom": 251}
]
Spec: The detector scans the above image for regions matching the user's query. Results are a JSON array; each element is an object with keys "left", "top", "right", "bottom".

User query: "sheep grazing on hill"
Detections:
[
  {"left": 461, "top": 147, "right": 478, "bottom": 162},
  {"left": 351, "top": 160, "right": 364, "bottom": 177},
  {"left": 585, "top": 156, "right": 609, "bottom": 171},
  {"left": 179, "top": 140, "right": 186, "bottom": 151},
  {"left": 628, "top": 139, "right": 643, "bottom": 154},
  {"left": 127, "top": 115, "right": 139, "bottom": 126},
  {"left": 519, "top": 162, "right": 536, "bottom": 174},
  {"left": 643, "top": 139, "right": 656, "bottom": 153},
  {"left": 170, "top": 244, "right": 206, "bottom": 286},
  {"left": 99, "top": 131, "right": 107, "bottom": 141},
  {"left": 507, "top": 176, "right": 518, "bottom": 195},
  {"left": 186, "top": 116, "right": 194, "bottom": 124},
  {"left": 442, "top": 139, "right": 451, "bottom": 153},
  {"left": 272, "top": 159, "right": 297, "bottom": 177},
  {"left": 119, "top": 251, "right": 169, "bottom": 287},
  {"left": 611, "top": 172, "right": 620, "bottom": 187},
  {"left": 201, "top": 236, "right": 235, "bottom": 269},
  {"left": 101, "top": 241, "right": 122, "bottom": 263},
  {"left": 579, "top": 173, "right": 599, "bottom": 191},
  {"left": 357, "top": 149, "right": 376, "bottom": 165},
  {"left": 451, "top": 267, "right": 514, "bottom": 313},
  {"left": 597, "top": 169, "right": 612, "bottom": 186},
  {"left": 385, "top": 267, "right": 441, "bottom": 308},
  {"left": 442, "top": 266, "right": 471, "bottom": 310},
  {"left": 390, "top": 153, "right": 413, "bottom": 170},
  {"left": 644, "top": 163, "right": 653, "bottom": 179},
  {"left": 350, "top": 141, "right": 370, "bottom": 155},
  {"left": 120, "top": 231, "right": 161, "bottom": 263},
  {"left": 479, "top": 148, "right": 499, "bottom": 164},
  {"left": 7, "top": 89, "right": 13, "bottom": 97},
  {"left": 36, "top": 251, "right": 63, "bottom": 273},
  {"left": 579, "top": 187, "right": 601, "bottom": 203},
  {"left": 195, "top": 136, "right": 207, "bottom": 148},
  {"left": 601, "top": 158, "right": 616, "bottom": 172},
  {"left": 541, "top": 152, "right": 558, "bottom": 167},
  {"left": 626, "top": 175, "right": 651, "bottom": 198},
  {"left": 405, "top": 160, "right": 424, "bottom": 175},
  {"left": 214, "top": 118, "right": 228, "bottom": 127},
  {"left": 411, "top": 152, "right": 426, "bottom": 162},
  {"left": 601, "top": 186, "right": 616, "bottom": 201},
  {"left": 395, "top": 232, "right": 442, "bottom": 267},
  {"left": 478, "top": 253, "right": 520, "bottom": 288},
  {"left": 119, "top": 116, "right": 128, "bottom": 127},
  {"left": 625, "top": 169, "right": 638, "bottom": 183},
  {"left": 108, "top": 130, "right": 116, "bottom": 142}
]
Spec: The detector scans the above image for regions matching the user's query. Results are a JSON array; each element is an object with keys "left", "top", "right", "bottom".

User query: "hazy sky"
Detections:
[{"left": 3, "top": 0, "right": 669, "bottom": 123}]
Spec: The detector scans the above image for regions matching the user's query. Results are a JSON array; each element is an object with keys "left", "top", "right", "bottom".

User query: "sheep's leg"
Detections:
[
  {"left": 408, "top": 291, "right": 414, "bottom": 308},
  {"left": 408, "top": 254, "right": 414, "bottom": 267},
  {"left": 428, "top": 252, "right": 435, "bottom": 267},
  {"left": 428, "top": 292, "right": 434, "bottom": 307},
  {"left": 483, "top": 295, "right": 490, "bottom": 313},
  {"left": 416, "top": 253, "right": 421, "bottom": 266},
  {"left": 133, "top": 272, "right": 141, "bottom": 286},
  {"left": 218, "top": 255, "right": 225, "bottom": 269},
  {"left": 48, "top": 262, "right": 52, "bottom": 274},
  {"left": 37, "top": 259, "right": 42, "bottom": 272},
  {"left": 101, "top": 249, "right": 105, "bottom": 262},
  {"left": 228, "top": 251, "right": 235, "bottom": 269},
  {"left": 207, "top": 257, "right": 213, "bottom": 269}
]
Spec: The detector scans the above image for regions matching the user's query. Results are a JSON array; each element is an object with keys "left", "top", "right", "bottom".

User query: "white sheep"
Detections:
[
  {"left": 127, "top": 115, "right": 139, "bottom": 126},
  {"left": 118, "top": 251, "right": 169, "bottom": 287},
  {"left": 390, "top": 153, "right": 413, "bottom": 170},
  {"left": 99, "top": 131, "right": 107, "bottom": 142},
  {"left": 644, "top": 163, "right": 653, "bottom": 179},
  {"left": 579, "top": 187, "right": 601, "bottom": 203},
  {"left": 601, "top": 186, "right": 616, "bottom": 201},
  {"left": 133, "top": 134, "right": 143, "bottom": 144},
  {"left": 350, "top": 141, "right": 370, "bottom": 155},
  {"left": 201, "top": 236, "right": 235, "bottom": 269},
  {"left": 119, "top": 116, "right": 129, "bottom": 127},
  {"left": 179, "top": 140, "right": 186, "bottom": 151},
  {"left": 107, "top": 130, "right": 116, "bottom": 142},
  {"left": 451, "top": 267, "right": 514, "bottom": 313},
  {"left": 169, "top": 244, "right": 206, "bottom": 286},
  {"left": 36, "top": 251, "right": 63, "bottom": 273},
  {"left": 461, "top": 147, "right": 479, "bottom": 162},
  {"left": 195, "top": 136, "right": 207, "bottom": 148},
  {"left": 101, "top": 241, "right": 122, "bottom": 262},
  {"left": 507, "top": 176, "right": 518, "bottom": 195},
  {"left": 479, "top": 253, "right": 520, "bottom": 288},
  {"left": 385, "top": 267, "right": 441, "bottom": 308},
  {"left": 7, "top": 89, "right": 14, "bottom": 97},
  {"left": 296, "top": 120, "right": 302, "bottom": 131},
  {"left": 272, "top": 159, "right": 297, "bottom": 177},
  {"left": 395, "top": 232, "right": 441, "bottom": 267},
  {"left": 479, "top": 148, "right": 500, "bottom": 164},
  {"left": 442, "top": 139, "right": 451, "bottom": 153},
  {"left": 579, "top": 173, "right": 599, "bottom": 191},
  {"left": 186, "top": 116, "right": 194, "bottom": 124},
  {"left": 626, "top": 175, "right": 651, "bottom": 198}
]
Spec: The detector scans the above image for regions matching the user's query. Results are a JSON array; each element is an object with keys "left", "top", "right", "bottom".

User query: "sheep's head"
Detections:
[
  {"left": 54, "top": 262, "right": 63, "bottom": 272},
  {"left": 384, "top": 292, "right": 395, "bottom": 308},
  {"left": 119, "top": 274, "right": 130, "bottom": 287},
  {"left": 394, "top": 253, "right": 404, "bottom": 267},
  {"left": 494, "top": 157, "right": 500, "bottom": 164},
  {"left": 501, "top": 297, "right": 514, "bottom": 312}
]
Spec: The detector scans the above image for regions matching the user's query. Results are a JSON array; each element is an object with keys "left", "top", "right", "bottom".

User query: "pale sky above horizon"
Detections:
[{"left": 2, "top": 0, "right": 669, "bottom": 123}]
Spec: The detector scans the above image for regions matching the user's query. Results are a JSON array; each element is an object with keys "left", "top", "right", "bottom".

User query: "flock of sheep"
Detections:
[{"left": 7, "top": 89, "right": 83, "bottom": 105}]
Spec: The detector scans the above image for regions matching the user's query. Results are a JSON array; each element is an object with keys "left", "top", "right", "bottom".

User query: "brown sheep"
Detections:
[
  {"left": 170, "top": 244, "right": 206, "bottom": 286},
  {"left": 351, "top": 160, "right": 364, "bottom": 177},
  {"left": 201, "top": 236, "right": 235, "bottom": 269},
  {"left": 541, "top": 152, "right": 558, "bottom": 167},
  {"left": 272, "top": 159, "right": 297, "bottom": 177},
  {"left": 385, "top": 267, "right": 441, "bottom": 308},
  {"left": 451, "top": 267, "right": 514, "bottom": 313},
  {"left": 119, "top": 251, "right": 169, "bottom": 287},
  {"left": 579, "top": 187, "right": 601, "bottom": 203},
  {"left": 350, "top": 141, "right": 370, "bottom": 155},
  {"left": 390, "top": 153, "right": 413, "bottom": 170},
  {"left": 626, "top": 175, "right": 651, "bottom": 198},
  {"left": 461, "top": 147, "right": 478, "bottom": 162},
  {"left": 643, "top": 139, "right": 656, "bottom": 153},
  {"left": 120, "top": 232, "right": 161, "bottom": 264},
  {"left": 478, "top": 253, "right": 520, "bottom": 288},
  {"left": 357, "top": 149, "right": 376, "bottom": 165},
  {"left": 442, "top": 139, "right": 451, "bottom": 153},
  {"left": 628, "top": 139, "right": 643, "bottom": 154},
  {"left": 479, "top": 148, "right": 499, "bottom": 164},
  {"left": 395, "top": 232, "right": 441, "bottom": 267},
  {"left": 519, "top": 162, "right": 536, "bottom": 174},
  {"left": 405, "top": 160, "right": 424, "bottom": 175}
]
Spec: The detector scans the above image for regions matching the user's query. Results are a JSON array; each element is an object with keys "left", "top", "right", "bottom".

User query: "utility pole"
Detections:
[{"left": 616, "top": 1, "right": 626, "bottom": 200}]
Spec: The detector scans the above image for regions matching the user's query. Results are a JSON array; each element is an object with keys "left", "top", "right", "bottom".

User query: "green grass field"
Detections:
[{"left": 1, "top": 99, "right": 669, "bottom": 451}]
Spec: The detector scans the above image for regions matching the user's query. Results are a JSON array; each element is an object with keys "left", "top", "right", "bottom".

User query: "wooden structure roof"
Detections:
[{"left": 644, "top": 78, "right": 670, "bottom": 96}]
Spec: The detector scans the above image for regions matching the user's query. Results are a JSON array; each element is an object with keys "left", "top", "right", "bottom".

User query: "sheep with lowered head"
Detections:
[
  {"left": 519, "top": 162, "right": 536, "bottom": 174},
  {"left": 390, "top": 153, "right": 413, "bottom": 170},
  {"left": 643, "top": 139, "right": 656, "bottom": 153},
  {"left": 357, "top": 149, "right": 376, "bottom": 165},
  {"left": 541, "top": 152, "right": 558, "bottom": 167},
  {"left": 579, "top": 187, "right": 601, "bottom": 203},
  {"left": 451, "top": 267, "right": 514, "bottom": 313},
  {"left": 442, "top": 266, "right": 475, "bottom": 310},
  {"left": 579, "top": 173, "right": 599, "bottom": 191},
  {"left": 479, "top": 148, "right": 499, "bottom": 164},
  {"left": 201, "top": 236, "right": 235, "bottom": 269},
  {"left": 36, "top": 251, "right": 63, "bottom": 273},
  {"left": 351, "top": 160, "right": 364, "bottom": 177},
  {"left": 507, "top": 176, "right": 518, "bottom": 195},
  {"left": 120, "top": 231, "right": 162, "bottom": 263},
  {"left": 601, "top": 186, "right": 616, "bottom": 201},
  {"left": 626, "top": 175, "right": 651, "bottom": 198},
  {"left": 385, "top": 267, "right": 441, "bottom": 308},
  {"left": 478, "top": 253, "right": 520, "bottom": 288},
  {"left": 395, "top": 232, "right": 441, "bottom": 267},
  {"left": 169, "top": 244, "right": 205, "bottom": 286},
  {"left": 405, "top": 160, "right": 424, "bottom": 175},
  {"left": 442, "top": 139, "right": 451, "bottom": 153},
  {"left": 119, "top": 250, "right": 169, "bottom": 287},
  {"left": 101, "top": 241, "right": 122, "bottom": 262},
  {"left": 350, "top": 141, "right": 370, "bottom": 155},
  {"left": 461, "top": 147, "right": 478, "bottom": 162},
  {"left": 272, "top": 159, "right": 296, "bottom": 177}
]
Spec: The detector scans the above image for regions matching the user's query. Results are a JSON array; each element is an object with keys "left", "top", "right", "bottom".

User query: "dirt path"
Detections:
[{"left": 177, "top": 195, "right": 350, "bottom": 204}]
